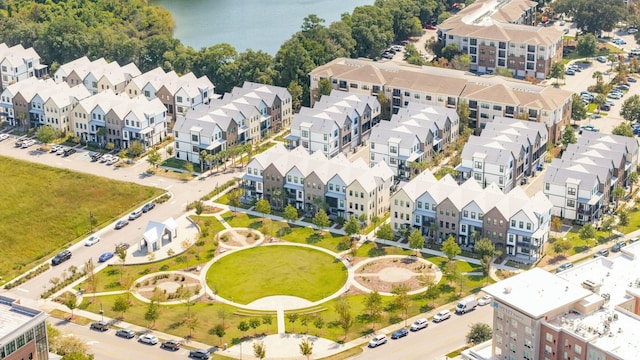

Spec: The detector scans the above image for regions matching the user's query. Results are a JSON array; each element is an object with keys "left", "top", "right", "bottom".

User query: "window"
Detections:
[
  {"left": 519, "top": 221, "right": 524, "bottom": 229},
  {"left": 526, "top": 223, "right": 531, "bottom": 230},
  {"left": 511, "top": 220, "right": 516, "bottom": 227},
  {"left": 545, "top": 182, "right": 550, "bottom": 191},
  {"left": 574, "top": 344, "right": 582, "bottom": 354},
  {"left": 567, "top": 187, "right": 576, "bottom": 196},
  {"left": 567, "top": 199, "right": 575, "bottom": 208},
  {"left": 463, "top": 210, "right": 468, "bottom": 217},
  {"left": 546, "top": 333, "right": 553, "bottom": 342},
  {"left": 474, "top": 173, "right": 482, "bottom": 181},
  {"left": 417, "top": 201, "right": 422, "bottom": 208},
  {"left": 475, "top": 161, "right": 483, "bottom": 169}
]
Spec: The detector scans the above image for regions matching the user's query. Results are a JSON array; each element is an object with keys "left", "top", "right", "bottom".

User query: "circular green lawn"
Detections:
[{"left": 206, "top": 245, "right": 347, "bottom": 304}]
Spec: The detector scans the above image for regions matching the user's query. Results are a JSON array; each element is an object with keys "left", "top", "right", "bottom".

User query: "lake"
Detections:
[{"left": 150, "top": 0, "right": 374, "bottom": 54}]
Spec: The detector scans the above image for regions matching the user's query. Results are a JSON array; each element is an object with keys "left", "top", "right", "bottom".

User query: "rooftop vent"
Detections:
[{"left": 504, "top": 286, "right": 512, "bottom": 294}]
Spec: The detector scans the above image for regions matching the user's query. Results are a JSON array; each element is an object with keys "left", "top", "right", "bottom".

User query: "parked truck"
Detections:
[{"left": 455, "top": 296, "right": 478, "bottom": 314}]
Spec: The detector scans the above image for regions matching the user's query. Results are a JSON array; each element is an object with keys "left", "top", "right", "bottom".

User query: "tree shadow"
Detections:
[
  {"left": 368, "top": 245, "right": 387, "bottom": 257},
  {"left": 306, "top": 233, "right": 322, "bottom": 244}
]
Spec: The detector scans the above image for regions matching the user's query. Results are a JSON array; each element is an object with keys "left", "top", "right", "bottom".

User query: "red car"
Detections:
[{"left": 425, "top": 24, "right": 437, "bottom": 30}]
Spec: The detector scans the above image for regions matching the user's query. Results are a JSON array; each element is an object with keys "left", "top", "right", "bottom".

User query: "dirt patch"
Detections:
[
  {"left": 354, "top": 274, "right": 423, "bottom": 293},
  {"left": 203, "top": 206, "right": 224, "bottom": 214},
  {"left": 136, "top": 274, "right": 201, "bottom": 301},
  {"left": 353, "top": 257, "right": 434, "bottom": 293},
  {"left": 219, "top": 229, "right": 260, "bottom": 247},
  {"left": 355, "top": 257, "right": 432, "bottom": 274}
]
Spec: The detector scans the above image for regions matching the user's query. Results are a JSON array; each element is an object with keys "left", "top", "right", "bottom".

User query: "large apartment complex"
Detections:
[
  {"left": 0, "top": 295, "right": 49, "bottom": 360},
  {"left": 544, "top": 132, "right": 639, "bottom": 224},
  {"left": 390, "top": 170, "right": 551, "bottom": 261},
  {"left": 173, "top": 82, "right": 292, "bottom": 164},
  {"left": 242, "top": 144, "right": 394, "bottom": 220},
  {"left": 309, "top": 57, "right": 572, "bottom": 142},
  {"left": 437, "top": 0, "right": 563, "bottom": 79},
  {"left": 467, "top": 244, "right": 640, "bottom": 360},
  {"left": 457, "top": 117, "right": 548, "bottom": 192}
]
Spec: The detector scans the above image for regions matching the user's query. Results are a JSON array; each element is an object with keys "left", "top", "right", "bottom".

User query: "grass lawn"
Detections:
[
  {"left": 618, "top": 204, "right": 640, "bottom": 234},
  {"left": 79, "top": 295, "right": 278, "bottom": 346},
  {"left": 0, "top": 156, "right": 163, "bottom": 282},
  {"left": 206, "top": 246, "right": 347, "bottom": 304}
]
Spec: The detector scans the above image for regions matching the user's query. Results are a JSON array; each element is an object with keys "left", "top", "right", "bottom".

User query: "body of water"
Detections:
[{"left": 151, "top": 0, "right": 373, "bottom": 54}]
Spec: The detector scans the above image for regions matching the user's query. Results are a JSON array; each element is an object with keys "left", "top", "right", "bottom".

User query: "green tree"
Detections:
[
  {"left": 334, "top": 296, "right": 354, "bottom": 340},
  {"left": 457, "top": 100, "right": 471, "bottom": 134},
  {"left": 628, "top": 172, "right": 638, "bottom": 193},
  {"left": 553, "top": 0, "right": 626, "bottom": 35},
  {"left": 475, "top": 238, "right": 499, "bottom": 280},
  {"left": 287, "top": 312, "right": 299, "bottom": 332},
  {"left": 391, "top": 283, "right": 411, "bottom": 323},
  {"left": 601, "top": 216, "right": 616, "bottom": 236},
  {"left": 621, "top": 95, "right": 640, "bottom": 122},
  {"left": 237, "top": 320, "right": 250, "bottom": 336},
  {"left": 579, "top": 223, "right": 596, "bottom": 242},
  {"left": 571, "top": 94, "right": 587, "bottom": 123},
  {"left": 283, "top": 204, "right": 299, "bottom": 223},
  {"left": 424, "top": 281, "right": 440, "bottom": 307},
  {"left": 441, "top": 43, "right": 461, "bottom": 61},
  {"left": 48, "top": 323, "right": 94, "bottom": 360},
  {"left": 255, "top": 198, "right": 272, "bottom": 217},
  {"left": 344, "top": 216, "right": 361, "bottom": 238},
  {"left": 466, "top": 323, "right": 493, "bottom": 344},
  {"left": 144, "top": 300, "right": 160, "bottom": 328},
  {"left": 561, "top": 126, "right": 577, "bottom": 147},
  {"left": 618, "top": 210, "right": 629, "bottom": 227},
  {"left": 253, "top": 341, "right": 267, "bottom": 360},
  {"left": 494, "top": 67, "right": 513, "bottom": 78},
  {"left": 593, "top": 94, "right": 606, "bottom": 114},
  {"left": 441, "top": 235, "right": 461, "bottom": 261},
  {"left": 408, "top": 229, "right": 425, "bottom": 256},
  {"left": 299, "top": 337, "right": 314, "bottom": 360},
  {"left": 63, "top": 292, "right": 78, "bottom": 319},
  {"left": 551, "top": 216, "right": 563, "bottom": 232},
  {"left": 376, "top": 223, "right": 394, "bottom": 240},
  {"left": 227, "top": 188, "right": 242, "bottom": 214},
  {"left": 576, "top": 33, "right": 598, "bottom": 57},
  {"left": 249, "top": 318, "right": 261, "bottom": 336},
  {"left": 350, "top": 5, "right": 394, "bottom": 58},
  {"left": 312, "top": 208, "right": 330, "bottom": 232},
  {"left": 363, "top": 291, "right": 383, "bottom": 330},
  {"left": 127, "top": 141, "right": 145, "bottom": 158},
  {"left": 612, "top": 122, "right": 634, "bottom": 137},
  {"left": 209, "top": 324, "right": 226, "bottom": 346},
  {"left": 377, "top": 92, "right": 391, "bottom": 121},
  {"left": 316, "top": 78, "right": 333, "bottom": 101},
  {"left": 612, "top": 186, "right": 626, "bottom": 209},
  {"left": 165, "top": 145, "right": 174, "bottom": 158},
  {"left": 35, "top": 125, "right": 57, "bottom": 145},
  {"left": 550, "top": 62, "right": 565, "bottom": 85},
  {"left": 443, "top": 261, "right": 462, "bottom": 293},
  {"left": 288, "top": 80, "right": 303, "bottom": 113},
  {"left": 112, "top": 296, "right": 130, "bottom": 319},
  {"left": 146, "top": 149, "right": 162, "bottom": 168}
]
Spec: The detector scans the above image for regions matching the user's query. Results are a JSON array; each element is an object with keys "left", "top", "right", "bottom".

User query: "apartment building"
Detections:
[
  {"left": 155, "top": 72, "right": 215, "bottom": 122},
  {"left": 288, "top": 90, "right": 380, "bottom": 157},
  {"left": 369, "top": 103, "right": 459, "bottom": 179},
  {"left": 437, "top": 0, "right": 564, "bottom": 79},
  {"left": 309, "top": 58, "right": 572, "bottom": 142},
  {"left": 173, "top": 83, "right": 291, "bottom": 165},
  {"left": 0, "top": 43, "right": 47, "bottom": 91},
  {"left": 243, "top": 144, "right": 393, "bottom": 220},
  {"left": 465, "top": 245, "right": 640, "bottom": 360},
  {"left": 54, "top": 57, "right": 141, "bottom": 95},
  {"left": 0, "top": 295, "right": 50, "bottom": 360},
  {"left": 390, "top": 170, "right": 551, "bottom": 261},
  {"left": 544, "top": 132, "right": 639, "bottom": 223},
  {"left": 458, "top": 117, "right": 547, "bottom": 192},
  {"left": 72, "top": 90, "right": 129, "bottom": 144}
]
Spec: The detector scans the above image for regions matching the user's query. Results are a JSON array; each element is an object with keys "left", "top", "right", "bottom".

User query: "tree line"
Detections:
[{"left": 0, "top": 0, "right": 465, "bottom": 108}]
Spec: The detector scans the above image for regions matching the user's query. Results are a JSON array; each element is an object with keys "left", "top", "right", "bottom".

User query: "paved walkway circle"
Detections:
[{"left": 351, "top": 255, "right": 442, "bottom": 296}]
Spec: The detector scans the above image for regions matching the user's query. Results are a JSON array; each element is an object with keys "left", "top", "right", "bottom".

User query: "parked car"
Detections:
[
  {"left": 85, "top": 235, "right": 100, "bottom": 247},
  {"left": 629, "top": 28, "right": 638, "bottom": 34},
  {"left": 142, "top": 202, "right": 155, "bottom": 213},
  {"left": 617, "top": 84, "right": 630, "bottom": 91},
  {"left": 594, "top": 249, "right": 610, "bottom": 258},
  {"left": 410, "top": 318, "right": 428, "bottom": 331},
  {"left": 51, "top": 250, "right": 72, "bottom": 266},
  {"left": 608, "top": 92, "right": 622, "bottom": 100},
  {"left": 391, "top": 328, "right": 409, "bottom": 339},
  {"left": 115, "top": 242, "right": 130, "bottom": 252},
  {"left": 565, "top": 69, "right": 575, "bottom": 76},
  {"left": 100, "top": 154, "right": 113, "bottom": 163},
  {"left": 115, "top": 329, "right": 136, "bottom": 339},
  {"left": 611, "top": 241, "right": 627, "bottom": 252},
  {"left": 160, "top": 340, "right": 181, "bottom": 351},
  {"left": 629, "top": 237, "right": 640, "bottom": 244},
  {"left": 628, "top": 77, "right": 637, "bottom": 83},
  {"left": 108, "top": 156, "right": 120, "bottom": 165},
  {"left": 425, "top": 24, "right": 437, "bottom": 30},
  {"left": 433, "top": 310, "right": 451, "bottom": 322},
  {"left": 50, "top": 145, "right": 63, "bottom": 153},
  {"left": 21, "top": 139, "right": 36, "bottom": 148},
  {"left": 138, "top": 334, "right": 158, "bottom": 345},
  {"left": 63, "top": 148, "right": 76, "bottom": 157},
  {"left": 189, "top": 349, "right": 211, "bottom": 359},
  {"left": 128, "top": 210, "right": 143, "bottom": 220},
  {"left": 98, "top": 252, "right": 114, "bottom": 263},
  {"left": 90, "top": 321, "right": 109, "bottom": 332},
  {"left": 597, "top": 56, "right": 607, "bottom": 63},
  {"left": 115, "top": 219, "right": 129, "bottom": 229},
  {"left": 368, "top": 334, "right": 387, "bottom": 348},
  {"left": 478, "top": 295, "right": 493, "bottom": 306},
  {"left": 559, "top": 20, "right": 566, "bottom": 26},
  {"left": 0, "top": 133, "right": 9, "bottom": 141},
  {"left": 555, "top": 262, "right": 574, "bottom": 273},
  {"left": 90, "top": 152, "right": 103, "bottom": 161},
  {"left": 56, "top": 146, "right": 66, "bottom": 155},
  {"left": 563, "top": 28, "right": 570, "bottom": 34}
]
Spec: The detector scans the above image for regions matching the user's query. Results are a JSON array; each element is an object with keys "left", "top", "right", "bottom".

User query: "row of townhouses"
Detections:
[
  {"left": 437, "top": 0, "right": 563, "bottom": 79},
  {"left": 287, "top": 90, "right": 381, "bottom": 158},
  {"left": 468, "top": 244, "right": 640, "bottom": 360},
  {"left": 309, "top": 57, "right": 573, "bottom": 142},
  {"left": 544, "top": 132, "right": 640, "bottom": 224},
  {"left": 242, "top": 143, "right": 394, "bottom": 219},
  {"left": 390, "top": 170, "right": 551, "bottom": 261},
  {"left": 173, "top": 82, "right": 292, "bottom": 164},
  {"left": 0, "top": 43, "right": 47, "bottom": 91},
  {"left": 369, "top": 102, "right": 460, "bottom": 180},
  {"left": 457, "top": 116, "right": 547, "bottom": 193}
]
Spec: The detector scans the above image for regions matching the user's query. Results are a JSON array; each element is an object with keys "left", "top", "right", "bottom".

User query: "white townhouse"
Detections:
[
  {"left": 53, "top": 56, "right": 91, "bottom": 84},
  {"left": 498, "top": 189, "right": 551, "bottom": 260},
  {"left": 173, "top": 114, "right": 226, "bottom": 165},
  {"left": 124, "top": 67, "right": 179, "bottom": 99},
  {"left": 458, "top": 136, "right": 519, "bottom": 191},
  {"left": 369, "top": 123, "right": 423, "bottom": 180},
  {"left": 119, "top": 97, "right": 167, "bottom": 149},
  {"left": 0, "top": 43, "right": 47, "bottom": 90},
  {"left": 72, "top": 90, "right": 129, "bottom": 143},
  {"left": 346, "top": 162, "right": 394, "bottom": 222},
  {"left": 42, "top": 85, "right": 91, "bottom": 133},
  {"left": 544, "top": 166, "right": 603, "bottom": 223}
]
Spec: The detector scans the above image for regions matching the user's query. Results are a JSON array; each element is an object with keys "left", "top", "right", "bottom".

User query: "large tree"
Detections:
[
  {"left": 612, "top": 122, "right": 634, "bottom": 137},
  {"left": 571, "top": 94, "right": 587, "bottom": 123},
  {"left": 550, "top": 61, "right": 565, "bottom": 85},
  {"left": 621, "top": 95, "right": 640, "bottom": 122},
  {"left": 350, "top": 5, "right": 394, "bottom": 58},
  {"left": 576, "top": 33, "right": 598, "bottom": 57},
  {"left": 553, "top": 0, "right": 626, "bottom": 35},
  {"left": 408, "top": 229, "right": 425, "bottom": 256},
  {"left": 466, "top": 323, "right": 493, "bottom": 344},
  {"left": 441, "top": 235, "right": 461, "bottom": 261},
  {"left": 561, "top": 126, "right": 577, "bottom": 147}
]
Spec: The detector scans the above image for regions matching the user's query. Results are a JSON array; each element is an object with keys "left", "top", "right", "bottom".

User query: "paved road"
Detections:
[
  {"left": 351, "top": 306, "right": 492, "bottom": 360},
  {"left": 49, "top": 318, "right": 194, "bottom": 360}
]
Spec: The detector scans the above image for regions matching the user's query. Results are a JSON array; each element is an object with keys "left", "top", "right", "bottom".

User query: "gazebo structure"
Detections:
[{"left": 139, "top": 218, "right": 178, "bottom": 254}]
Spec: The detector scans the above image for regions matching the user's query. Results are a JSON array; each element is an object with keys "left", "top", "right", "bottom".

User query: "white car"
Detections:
[
  {"left": 410, "top": 318, "right": 429, "bottom": 331},
  {"left": 478, "top": 295, "right": 493, "bottom": 306},
  {"left": 368, "top": 334, "right": 387, "bottom": 348},
  {"left": 85, "top": 235, "right": 100, "bottom": 247},
  {"left": 56, "top": 147, "right": 66, "bottom": 155},
  {"left": 50, "top": 145, "right": 62, "bottom": 153},
  {"left": 433, "top": 310, "right": 451, "bottom": 323},
  {"left": 100, "top": 154, "right": 112, "bottom": 163},
  {"left": 0, "top": 133, "right": 9, "bottom": 141},
  {"left": 21, "top": 139, "right": 36, "bottom": 148},
  {"left": 138, "top": 334, "right": 158, "bottom": 345},
  {"left": 108, "top": 156, "right": 120, "bottom": 165}
]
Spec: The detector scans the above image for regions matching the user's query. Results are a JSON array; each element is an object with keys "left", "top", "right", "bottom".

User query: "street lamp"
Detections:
[{"left": 100, "top": 304, "right": 104, "bottom": 322}]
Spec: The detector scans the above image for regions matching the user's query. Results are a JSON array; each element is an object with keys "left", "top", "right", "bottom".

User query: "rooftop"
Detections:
[{"left": 0, "top": 295, "right": 47, "bottom": 342}]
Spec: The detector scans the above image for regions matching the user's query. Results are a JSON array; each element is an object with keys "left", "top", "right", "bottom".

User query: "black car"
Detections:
[
  {"left": 115, "top": 329, "right": 136, "bottom": 339},
  {"left": 115, "top": 243, "right": 130, "bottom": 253},
  {"left": 51, "top": 250, "right": 72, "bottom": 265},
  {"left": 90, "top": 152, "right": 103, "bottom": 161},
  {"left": 160, "top": 339, "right": 181, "bottom": 351},
  {"left": 115, "top": 219, "right": 129, "bottom": 230},
  {"left": 90, "top": 321, "right": 109, "bottom": 332},
  {"left": 594, "top": 249, "right": 610, "bottom": 258},
  {"left": 142, "top": 202, "right": 155, "bottom": 213},
  {"left": 611, "top": 241, "right": 627, "bottom": 252},
  {"left": 189, "top": 349, "right": 211, "bottom": 359},
  {"left": 63, "top": 148, "right": 76, "bottom": 157}
]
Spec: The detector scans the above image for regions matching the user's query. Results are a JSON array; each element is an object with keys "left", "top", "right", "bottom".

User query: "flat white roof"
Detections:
[
  {"left": 0, "top": 296, "right": 44, "bottom": 342},
  {"left": 483, "top": 268, "right": 591, "bottom": 319}
]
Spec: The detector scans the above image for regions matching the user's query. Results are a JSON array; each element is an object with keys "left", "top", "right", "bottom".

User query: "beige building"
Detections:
[
  {"left": 310, "top": 58, "right": 572, "bottom": 142},
  {"left": 437, "top": 0, "right": 563, "bottom": 79}
]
